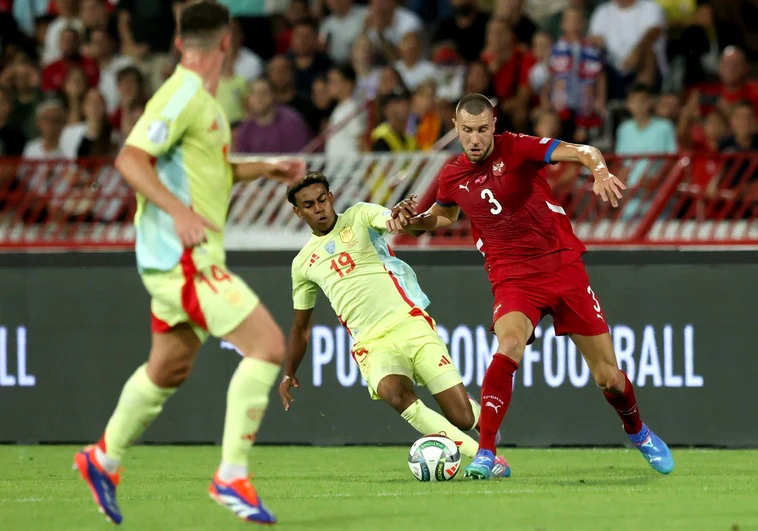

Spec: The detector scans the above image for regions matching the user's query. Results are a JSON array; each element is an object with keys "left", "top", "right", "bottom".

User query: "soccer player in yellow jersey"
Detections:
[
  {"left": 72, "top": 1, "right": 303, "bottom": 525},
  {"left": 279, "top": 171, "right": 510, "bottom": 477}
]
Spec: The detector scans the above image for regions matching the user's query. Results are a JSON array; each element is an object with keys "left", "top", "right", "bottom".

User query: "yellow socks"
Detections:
[
  {"left": 400, "top": 400, "right": 479, "bottom": 458},
  {"left": 218, "top": 358, "right": 280, "bottom": 481},
  {"left": 101, "top": 364, "right": 176, "bottom": 466}
]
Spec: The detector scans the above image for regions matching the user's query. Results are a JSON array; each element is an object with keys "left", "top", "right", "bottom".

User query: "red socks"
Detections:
[
  {"left": 478, "top": 354, "right": 519, "bottom": 452},
  {"left": 603, "top": 371, "right": 643, "bottom": 434}
]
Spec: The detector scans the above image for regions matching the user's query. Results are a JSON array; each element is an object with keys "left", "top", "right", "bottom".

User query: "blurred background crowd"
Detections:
[{"left": 0, "top": 0, "right": 756, "bottom": 167}]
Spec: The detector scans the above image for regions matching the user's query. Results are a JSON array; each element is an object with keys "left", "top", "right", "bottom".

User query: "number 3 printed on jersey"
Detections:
[{"left": 481, "top": 188, "right": 502, "bottom": 215}]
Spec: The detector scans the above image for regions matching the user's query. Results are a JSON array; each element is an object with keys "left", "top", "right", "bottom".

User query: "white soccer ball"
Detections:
[{"left": 407, "top": 435, "right": 461, "bottom": 482}]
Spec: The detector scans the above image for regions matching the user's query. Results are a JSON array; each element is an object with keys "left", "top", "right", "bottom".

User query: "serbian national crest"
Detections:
[
  {"left": 325, "top": 240, "right": 336, "bottom": 254},
  {"left": 492, "top": 159, "right": 505, "bottom": 176}
]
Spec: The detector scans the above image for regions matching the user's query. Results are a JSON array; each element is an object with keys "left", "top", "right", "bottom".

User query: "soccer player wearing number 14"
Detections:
[
  {"left": 278, "top": 171, "right": 509, "bottom": 478},
  {"left": 390, "top": 93, "right": 674, "bottom": 479}
]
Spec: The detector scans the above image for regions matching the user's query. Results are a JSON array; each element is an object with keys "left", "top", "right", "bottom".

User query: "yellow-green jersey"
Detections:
[
  {"left": 291, "top": 203, "right": 431, "bottom": 342},
  {"left": 126, "top": 65, "right": 232, "bottom": 273}
]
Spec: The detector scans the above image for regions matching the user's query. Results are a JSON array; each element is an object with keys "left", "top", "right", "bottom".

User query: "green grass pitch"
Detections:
[{"left": 1, "top": 446, "right": 756, "bottom": 531}]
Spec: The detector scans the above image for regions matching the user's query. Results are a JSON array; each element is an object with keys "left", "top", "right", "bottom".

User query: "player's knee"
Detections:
[
  {"left": 377, "top": 381, "right": 416, "bottom": 413},
  {"left": 147, "top": 356, "right": 193, "bottom": 388},
  {"left": 593, "top": 364, "right": 622, "bottom": 392},
  {"left": 496, "top": 334, "right": 525, "bottom": 362},
  {"left": 239, "top": 326, "right": 285, "bottom": 365}
]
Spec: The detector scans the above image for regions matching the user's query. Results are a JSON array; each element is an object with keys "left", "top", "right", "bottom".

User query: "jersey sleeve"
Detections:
[
  {"left": 509, "top": 133, "right": 561, "bottom": 166},
  {"left": 356, "top": 202, "right": 393, "bottom": 233},
  {"left": 291, "top": 260, "right": 318, "bottom": 310},
  {"left": 125, "top": 77, "right": 201, "bottom": 157},
  {"left": 435, "top": 169, "right": 456, "bottom": 206}
]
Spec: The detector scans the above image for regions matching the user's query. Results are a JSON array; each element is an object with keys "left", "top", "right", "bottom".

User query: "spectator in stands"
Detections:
[
  {"left": 229, "top": 18, "right": 264, "bottom": 83},
  {"left": 589, "top": 0, "right": 667, "bottom": 100},
  {"left": 60, "top": 87, "right": 116, "bottom": 158},
  {"left": 432, "top": 0, "right": 489, "bottom": 63},
  {"left": 12, "top": 0, "right": 49, "bottom": 37},
  {"left": 267, "top": 54, "right": 312, "bottom": 120},
  {"left": 304, "top": 75, "right": 335, "bottom": 136},
  {"left": 42, "top": 0, "right": 83, "bottom": 65},
  {"left": 719, "top": 101, "right": 758, "bottom": 154},
  {"left": 22, "top": 99, "right": 66, "bottom": 159},
  {"left": 234, "top": 77, "right": 311, "bottom": 154},
  {"left": 83, "top": 28, "right": 133, "bottom": 115},
  {"left": 118, "top": 100, "right": 143, "bottom": 149},
  {"left": 325, "top": 64, "right": 366, "bottom": 156},
  {"left": 351, "top": 34, "right": 381, "bottom": 101},
  {"left": 698, "top": 47, "right": 758, "bottom": 118},
  {"left": 493, "top": 0, "right": 538, "bottom": 47},
  {"left": 117, "top": 0, "right": 178, "bottom": 92},
  {"left": 62, "top": 66, "right": 88, "bottom": 125},
  {"left": 395, "top": 31, "right": 436, "bottom": 91},
  {"left": 109, "top": 65, "right": 145, "bottom": 130},
  {"left": 533, "top": 108, "right": 576, "bottom": 189},
  {"left": 80, "top": 0, "right": 109, "bottom": 33},
  {"left": 710, "top": 0, "right": 758, "bottom": 62},
  {"left": 289, "top": 19, "right": 332, "bottom": 99},
  {"left": 542, "top": 0, "right": 596, "bottom": 41},
  {"left": 616, "top": 83, "right": 677, "bottom": 219},
  {"left": 482, "top": 18, "right": 532, "bottom": 133},
  {"left": 217, "top": 51, "right": 247, "bottom": 128},
  {"left": 528, "top": 31, "right": 552, "bottom": 99},
  {"left": 657, "top": 0, "right": 715, "bottom": 89},
  {"left": 544, "top": 6, "right": 605, "bottom": 143},
  {"left": 431, "top": 45, "right": 466, "bottom": 102},
  {"left": 409, "top": 80, "right": 442, "bottom": 150},
  {"left": 655, "top": 91, "right": 682, "bottom": 134},
  {"left": 464, "top": 60, "right": 496, "bottom": 99},
  {"left": 41, "top": 27, "right": 99, "bottom": 93},
  {"left": 320, "top": 0, "right": 368, "bottom": 66},
  {"left": 1, "top": 56, "right": 43, "bottom": 139},
  {"left": 364, "top": 0, "right": 423, "bottom": 61},
  {"left": 371, "top": 87, "right": 415, "bottom": 152},
  {"left": 273, "top": 0, "right": 310, "bottom": 55},
  {"left": 0, "top": 86, "right": 26, "bottom": 156}
]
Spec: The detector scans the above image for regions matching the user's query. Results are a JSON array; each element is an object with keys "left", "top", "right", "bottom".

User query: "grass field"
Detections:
[{"left": 1, "top": 446, "right": 756, "bottom": 531}]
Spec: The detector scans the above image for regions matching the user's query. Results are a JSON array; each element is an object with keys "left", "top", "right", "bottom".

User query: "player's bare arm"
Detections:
[
  {"left": 387, "top": 201, "right": 460, "bottom": 234},
  {"left": 549, "top": 142, "right": 626, "bottom": 208},
  {"left": 115, "top": 145, "right": 220, "bottom": 247},
  {"left": 279, "top": 308, "right": 314, "bottom": 411},
  {"left": 231, "top": 158, "right": 306, "bottom": 185}
]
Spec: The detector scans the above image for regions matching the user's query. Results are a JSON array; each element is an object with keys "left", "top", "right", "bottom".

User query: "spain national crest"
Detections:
[
  {"left": 339, "top": 226, "right": 354, "bottom": 243},
  {"left": 325, "top": 240, "right": 336, "bottom": 254}
]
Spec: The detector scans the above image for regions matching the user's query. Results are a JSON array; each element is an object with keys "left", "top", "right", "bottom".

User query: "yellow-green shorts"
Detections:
[
  {"left": 352, "top": 309, "right": 462, "bottom": 400},
  {"left": 141, "top": 253, "right": 259, "bottom": 342}
]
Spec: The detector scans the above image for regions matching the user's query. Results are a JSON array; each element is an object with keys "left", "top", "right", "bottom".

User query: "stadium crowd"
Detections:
[{"left": 0, "top": 0, "right": 756, "bottom": 204}]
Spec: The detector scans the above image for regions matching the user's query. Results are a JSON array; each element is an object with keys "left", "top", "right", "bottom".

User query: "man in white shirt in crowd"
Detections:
[
  {"left": 23, "top": 100, "right": 66, "bottom": 159},
  {"left": 230, "top": 18, "right": 264, "bottom": 82},
  {"left": 84, "top": 28, "right": 134, "bottom": 115},
  {"left": 589, "top": 0, "right": 667, "bottom": 99},
  {"left": 365, "top": 0, "right": 422, "bottom": 55},
  {"left": 395, "top": 31, "right": 437, "bottom": 91},
  {"left": 42, "top": 0, "right": 84, "bottom": 65},
  {"left": 325, "top": 64, "right": 366, "bottom": 156},
  {"left": 320, "top": 0, "right": 369, "bottom": 66}
]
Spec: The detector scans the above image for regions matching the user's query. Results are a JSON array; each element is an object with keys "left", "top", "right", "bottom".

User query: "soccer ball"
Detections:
[{"left": 407, "top": 435, "right": 461, "bottom": 482}]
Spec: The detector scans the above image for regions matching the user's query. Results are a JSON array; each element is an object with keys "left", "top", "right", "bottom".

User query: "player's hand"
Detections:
[
  {"left": 279, "top": 374, "right": 299, "bottom": 411},
  {"left": 592, "top": 173, "right": 626, "bottom": 208},
  {"left": 391, "top": 195, "right": 418, "bottom": 224},
  {"left": 172, "top": 208, "right": 220, "bottom": 248},
  {"left": 267, "top": 159, "right": 306, "bottom": 185}
]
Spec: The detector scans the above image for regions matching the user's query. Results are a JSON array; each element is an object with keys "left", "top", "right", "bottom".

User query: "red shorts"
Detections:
[{"left": 491, "top": 258, "right": 609, "bottom": 343}]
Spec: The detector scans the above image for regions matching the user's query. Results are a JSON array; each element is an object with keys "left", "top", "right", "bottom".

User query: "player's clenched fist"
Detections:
[
  {"left": 386, "top": 194, "right": 418, "bottom": 233},
  {"left": 279, "top": 374, "right": 299, "bottom": 411},
  {"left": 172, "top": 207, "right": 220, "bottom": 248}
]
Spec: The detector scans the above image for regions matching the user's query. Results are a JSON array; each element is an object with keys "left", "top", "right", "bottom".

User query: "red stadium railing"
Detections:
[
  {"left": 396, "top": 152, "right": 758, "bottom": 249},
  {"left": 0, "top": 153, "right": 757, "bottom": 251}
]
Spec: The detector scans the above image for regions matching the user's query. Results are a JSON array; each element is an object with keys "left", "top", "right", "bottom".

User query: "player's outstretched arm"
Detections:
[
  {"left": 548, "top": 141, "right": 626, "bottom": 207},
  {"left": 115, "top": 145, "right": 220, "bottom": 247},
  {"left": 386, "top": 200, "right": 460, "bottom": 234},
  {"left": 279, "top": 308, "right": 314, "bottom": 411},
  {"left": 231, "top": 157, "right": 306, "bottom": 185}
]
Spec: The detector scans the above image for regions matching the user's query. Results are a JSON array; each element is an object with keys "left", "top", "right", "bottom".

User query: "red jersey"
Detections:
[{"left": 436, "top": 133, "right": 586, "bottom": 283}]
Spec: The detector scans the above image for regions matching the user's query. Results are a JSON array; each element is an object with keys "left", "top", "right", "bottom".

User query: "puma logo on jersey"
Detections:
[{"left": 459, "top": 182, "right": 470, "bottom": 192}]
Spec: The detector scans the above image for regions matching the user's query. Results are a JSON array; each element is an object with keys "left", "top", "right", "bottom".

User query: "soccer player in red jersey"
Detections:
[{"left": 388, "top": 93, "right": 674, "bottom": 479}]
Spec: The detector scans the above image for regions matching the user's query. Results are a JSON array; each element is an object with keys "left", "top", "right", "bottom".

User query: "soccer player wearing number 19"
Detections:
[
  {"left": 279, "top": 171, "right": 509, "bottom": 478},
  {"left": 391, "top": 93, "right": 674, "bottom": 479}
]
